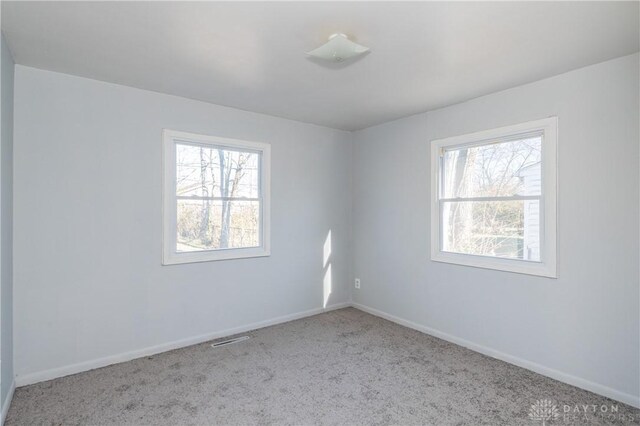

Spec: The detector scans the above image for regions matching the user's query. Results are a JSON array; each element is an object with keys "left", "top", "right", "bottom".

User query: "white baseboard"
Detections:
[
  {"left": 352, "top": 302, "right": 640, "bottom": 409},
  {"left": 15, "top": 300, "right": 638, "bottom": 410},
  {"left": 15, "top": 302, "right": 351, "bottom": 388},
  {"left": 1, "top": 379, "right": 15, "bottom": 425}
]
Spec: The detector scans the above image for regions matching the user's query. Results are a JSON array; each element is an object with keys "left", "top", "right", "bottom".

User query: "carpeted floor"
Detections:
[{"left": 6, "top": 308, "right": 639, "bottom": 425}]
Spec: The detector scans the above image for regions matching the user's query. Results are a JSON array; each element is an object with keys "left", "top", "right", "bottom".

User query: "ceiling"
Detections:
[{"left": 2, "top": 2, "right": 639, "bottom": 131}]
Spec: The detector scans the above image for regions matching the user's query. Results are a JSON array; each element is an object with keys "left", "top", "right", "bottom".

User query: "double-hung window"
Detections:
[
  {"left": 163, "top": 130, "right": 270, "bottom": 265},
  {"left": 431, "top": 118, "right": 557, "bottom": 277}
]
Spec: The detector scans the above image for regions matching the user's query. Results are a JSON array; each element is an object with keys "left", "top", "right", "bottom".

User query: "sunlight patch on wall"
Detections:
[
  {"left": 323, "top": 230, "right": 332, "bottom": 308},
  {"left": 323, "top": 264, "right": 332, "bottom": 308}
]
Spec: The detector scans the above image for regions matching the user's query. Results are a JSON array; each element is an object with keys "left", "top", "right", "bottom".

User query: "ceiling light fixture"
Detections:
[{"left": 306, "top": 33, "right": 369, "bottom": 63}]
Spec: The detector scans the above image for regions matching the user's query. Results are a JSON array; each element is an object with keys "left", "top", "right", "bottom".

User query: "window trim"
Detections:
[
  {"left": 162, "top": 129, "right": 271, "bottom": 265},
  {"left": 430, "top": 117, "right": 557, "bottom": 278}
]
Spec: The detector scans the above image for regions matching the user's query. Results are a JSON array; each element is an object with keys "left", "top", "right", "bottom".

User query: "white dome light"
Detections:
[{"left": 306, "top": 33, "right": 369, "bottom": 63}]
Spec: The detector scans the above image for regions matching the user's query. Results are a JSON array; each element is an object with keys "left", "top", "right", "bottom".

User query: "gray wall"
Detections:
[
  {"left": 13, "top": 66, "right": 352, "bottom": 380},
  {"left": 352, "top": 53, "right": 639, "bottom": 403},
  {"left": 1, "top": 33, "right": 14, "bottom": 407}
]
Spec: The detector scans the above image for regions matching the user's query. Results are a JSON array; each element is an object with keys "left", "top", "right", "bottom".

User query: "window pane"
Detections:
[
  {"left": 176, "top": 143, "right": 260, "bottom": 199},
  {"left": 442, "top": 136, "right": 542, "bottom": 198},
  {"left": 177, "top": 199, "right": 260, "bottom": 252},
  {"left": 442, "top": 200, "right": 540, "bottom": 261}
]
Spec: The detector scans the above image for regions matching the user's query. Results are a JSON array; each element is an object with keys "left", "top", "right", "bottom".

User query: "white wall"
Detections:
[
  {"left": 0, "top": 33, "right": 15, "bottom": 410},
  {"left": 352, "top": 53, "right": 639, "bottom": 405},
  {"left": 13, "top": 66, "right": 352, "bottom": 382},
  {"left": 10, "top": 50, "right": 639, "bottom": 407}
]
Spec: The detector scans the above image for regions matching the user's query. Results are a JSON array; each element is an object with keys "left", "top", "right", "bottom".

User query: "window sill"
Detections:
[
  {"left": 162, "top": 247, "right": 270, "bottom": 265},
  {"left": 431, "top": 250, "right": 557, "bottom": 278}
]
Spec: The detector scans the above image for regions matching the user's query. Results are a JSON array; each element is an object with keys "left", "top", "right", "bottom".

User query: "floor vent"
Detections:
[{"left": 211, "top": 336, "right": 250, "bottom": 348}]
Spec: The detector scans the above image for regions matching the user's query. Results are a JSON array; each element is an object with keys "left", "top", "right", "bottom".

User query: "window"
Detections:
[
  {"left": 163, "top": 130, "right": 270, "bottom": 264},
  {"left": 430, "top": 118, "right": 557, "bottom": 277}
]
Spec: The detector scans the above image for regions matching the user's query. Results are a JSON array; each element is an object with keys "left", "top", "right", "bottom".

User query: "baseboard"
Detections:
[
  {"left": 16, "top": 300, "right": 636, "bottom": 410},
  {"left": 352, "top": 302, "right": 640, "bottom": 409},
  {"left": 15, "top": 301, "right": 351, "bottom": 388},
  {"left": 1, "top": 379, "right": 15, "bottom": 425}
]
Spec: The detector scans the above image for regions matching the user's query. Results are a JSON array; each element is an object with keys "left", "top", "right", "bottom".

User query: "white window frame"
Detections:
[
  {"left": 162, "top": 129, "right": 271, "bottom": 265},
  {"left": 430, "top": 117, "right": 557, "bottom": 278}
]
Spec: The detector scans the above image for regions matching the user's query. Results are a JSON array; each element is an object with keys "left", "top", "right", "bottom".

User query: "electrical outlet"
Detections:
[{"left": 354, "top": 278, "right": 361, "bottom": 289}]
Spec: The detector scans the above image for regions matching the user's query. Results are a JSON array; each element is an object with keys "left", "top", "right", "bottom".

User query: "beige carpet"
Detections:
[{"left": 6, "top": 308, "right": 639, "bottom": 425}]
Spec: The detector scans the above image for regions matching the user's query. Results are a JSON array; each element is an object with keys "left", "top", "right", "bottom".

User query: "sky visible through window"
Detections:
[
  {"left": 441, "top": 136, "right": 542, "bottom": 261},
  {"left": 175, "top": 143, "right": 261, "bottom": 252}
]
